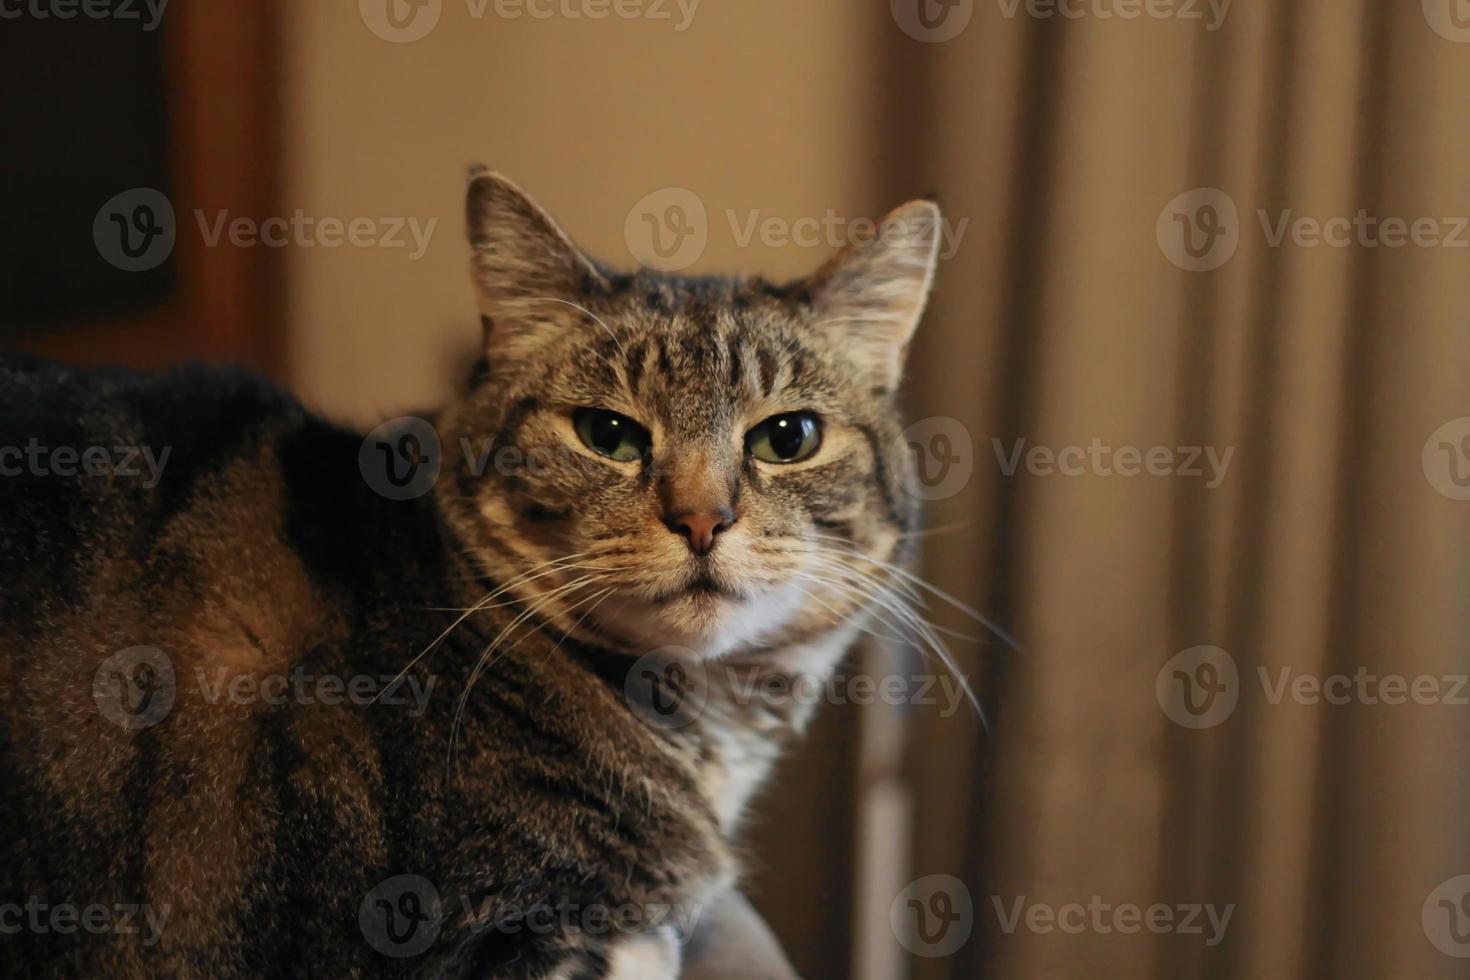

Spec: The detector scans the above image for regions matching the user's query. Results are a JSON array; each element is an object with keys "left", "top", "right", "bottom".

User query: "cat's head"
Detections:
[{"left": 438, "top": 171, "right": 939, "bottom": 660}]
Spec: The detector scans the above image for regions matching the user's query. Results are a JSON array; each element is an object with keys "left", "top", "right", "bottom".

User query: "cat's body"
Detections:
[
  {"left": 0, "top": 354, "right": 736, "bottom": 977},
  {"left": 0, "top": 172, "right": 941, "bottom": 977}
]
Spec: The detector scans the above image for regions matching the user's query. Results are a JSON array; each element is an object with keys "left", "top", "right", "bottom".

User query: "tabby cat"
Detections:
[{"left": 0, "top": 170, "right": 942, "bottom": 977}]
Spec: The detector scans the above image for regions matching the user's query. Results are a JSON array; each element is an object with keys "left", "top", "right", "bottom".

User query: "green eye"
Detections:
[
  {"left": 746, "top": 412, "right": 822, "bottom": 464},
  {"left": 574, "top": 408, "right": 651, "bottom": 463}
]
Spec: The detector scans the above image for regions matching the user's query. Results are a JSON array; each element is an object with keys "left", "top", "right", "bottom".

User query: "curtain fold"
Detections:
[{"left": 891, "top": 3, "right": 1470, "bottom": 976}]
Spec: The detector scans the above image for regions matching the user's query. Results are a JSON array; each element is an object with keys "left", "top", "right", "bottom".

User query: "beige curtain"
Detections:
[{"left": 893, "top": 2, "right": 1470, "bottom": 977}]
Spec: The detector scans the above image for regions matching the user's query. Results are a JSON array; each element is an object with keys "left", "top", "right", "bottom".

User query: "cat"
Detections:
[{"left": 0, "top": 169, "right": 942, "bottom": 978}]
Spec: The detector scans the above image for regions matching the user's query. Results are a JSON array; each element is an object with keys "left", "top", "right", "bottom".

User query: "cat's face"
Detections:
[{"left": 439, "top": 172, "right": 940, "bottom": 659}]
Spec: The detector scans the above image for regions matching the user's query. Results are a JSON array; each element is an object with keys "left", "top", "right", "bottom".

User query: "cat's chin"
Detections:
[
  {"left": 594, "top": 593, "right": 748, "bottom": 660},
  {"left": 593, "top": 584, "right": 807, "bottom": 661}
]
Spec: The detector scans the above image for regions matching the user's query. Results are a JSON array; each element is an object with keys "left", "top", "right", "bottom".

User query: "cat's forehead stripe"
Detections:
[{"left": 624, "top": 338, "right": 649, "bottom": 395}]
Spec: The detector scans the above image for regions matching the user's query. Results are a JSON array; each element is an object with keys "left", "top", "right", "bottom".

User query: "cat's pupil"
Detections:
[
  {"left": 592, "top": 414, "right": 625, "bottom": 449},
  {"left": 768, "top": 415, "right": 808, "bottom": 458}
]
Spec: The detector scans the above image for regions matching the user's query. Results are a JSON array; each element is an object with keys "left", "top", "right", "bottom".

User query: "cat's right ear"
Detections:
[
  {"left": 465, "top": 167, "right": 607, "bottom": 355},
  {"left": 803, "top": 199, "right": 941, "bottom": 391}
]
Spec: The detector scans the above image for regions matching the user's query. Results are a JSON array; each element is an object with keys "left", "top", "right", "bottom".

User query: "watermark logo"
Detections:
[
  {"left": 358, "top": 420, "right": 659, "bottom": 500},
  {"left": 625, "top": 196, "right": 969, "bottom": 269},
  {"left": 623, "top": 646, "right": 707, "bottom": 730},
  {"left": 1163, "top": 192, "right": 1470, "bottom": 263},
  {"left": 1156, "top": 645, "right": 1238, "bottom": 729},
  {"left": 95, "top": 645, "right": 436, "bottom": 725},
  {"left": 360, "top": 417, "right": 443, "bottom": 501},
  {"left": 1422, "top": 0, "right": 1470, "bottom": 43},
  {"left": 1424, "top": 875, "right": 1470, "bottom": 957},
  {"left": 96, "top": 190, "right": 438, "bottom": 269},
  {"left": 360, "top": 874, "right": 444, "bottom": 957},
  {"left": 93, "top": 646, "right": 176, "bottom": 730},
  {"left": 359, "top": 874, "right": 702, "bottom": 955},
  {"left": 1422, "top": 417, "right": 1470, "bottom": 500},
  {"left": 1157, "top": 188, "right": 1240, "bottom": 272},
  {"left": 359, "top": 0, "right": 443, "bottom": 41},
  {"left": 891, "top": 0, "right": 974, "bottom": 43},
  {"left": 891, "top": 874, "right": 973, "bottom": 958},
  {"left": 625, "top": 188, "right": 708, "bottom": 272},
  {"left": 94, "top": 188, "right": 176, "bottom": 272},
  {"left": 1158, "top": 649, "right": 1469, "bottom": 729},
  {"left": 895, "top": 417, "right": 975, "bottom": 501}
]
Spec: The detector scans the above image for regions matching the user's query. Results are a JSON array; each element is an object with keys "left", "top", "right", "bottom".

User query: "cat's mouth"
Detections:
[
  {"left": 590, "top": 564, "right": 805, "bottom": 659},
  {"left": 652, "top": 575, "right": 740, "bottom": 604}
]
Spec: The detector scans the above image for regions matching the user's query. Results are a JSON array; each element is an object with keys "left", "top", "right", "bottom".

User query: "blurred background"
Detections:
[{"left": 4, "top": 1, "right": 1470, "bottom": 977}]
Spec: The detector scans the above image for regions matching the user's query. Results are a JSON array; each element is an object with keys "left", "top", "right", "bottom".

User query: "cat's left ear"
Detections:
[
  {"left": 805, "top": 200, "right": 942, "bottom": 390},
  {"left": 465, "top": 167, "right": 608, "bottom": 355}
]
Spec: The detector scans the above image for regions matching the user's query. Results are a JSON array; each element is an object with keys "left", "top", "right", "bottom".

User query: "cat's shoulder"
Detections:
[
  {"left": 0, "top": 351, "right": 301, "bottom": 432},
  {"left": 0, "top": 352, "right": 370, "bottom": 498},
  {"left": 0, "top": 353, "right": 381, "bottom": 605}
]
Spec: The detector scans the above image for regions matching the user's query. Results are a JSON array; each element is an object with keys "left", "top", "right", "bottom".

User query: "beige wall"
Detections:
[{"left": 282, "top": 0, "right": 882, "bottom": 423}]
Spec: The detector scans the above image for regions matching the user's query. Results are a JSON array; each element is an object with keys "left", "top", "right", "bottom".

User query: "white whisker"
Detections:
[
  {"left": 447, "top": 574, "right": 605, "bottom": 776},
  {"left": 374, "top": 552, "right": 614, "bottom": 703},
  {"left": 806, "top": 535, "right": 1021, "bottom": 653}
]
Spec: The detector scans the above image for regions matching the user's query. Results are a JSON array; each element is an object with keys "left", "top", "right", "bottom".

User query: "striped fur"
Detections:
[{"left": 0, "top": 173, "right": 940, "bottom": 977}]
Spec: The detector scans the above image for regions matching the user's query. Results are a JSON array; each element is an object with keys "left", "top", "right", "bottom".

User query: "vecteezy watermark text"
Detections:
[
  {"left": 0, "top": 440, "right": 170, "bottom": 488},
  {"left": 0, "top": 898, "right": 170, "bottom": 947},
  {"left": 1158, "top": 645, "right": 1470, "bottom": 729},
  {"left": 991, "top": 895, "right": 1234, "bottom": 946},
  {"left": 466, "top": 0, "right": 699, "bottom": 27},
  {"left": 93, "top": 188, "right": 441, "bottom": 272},
  {"left": 93, "top": 645, "right": 438, "bottom": 730},
  {"left": 1159, "top": 187, "right": 1470, "bottom": 272},
  {"left": 1258, "top": 666, "right": 1470, "bottom": 708},
  {"left": 992, "top": 438, "right": 1235, "bottom": 488},
  {"left": 725, "top": 208, "right": 968, "bottom": 259},
  {"left": 725, "top": 668, "right": 972, "bottom": 718},
  {"left": 358, "top": 0, "right": 700, "bottom": 43},
  {"left": 193, "top": 210, "right": 437, "bottom": 259},
  {"left": 994, "top": 0, "right": 1231, "bottom": 31},
  {"left": 358, "top": 874, "right": 704, "bottom": 958},
  {"left": 0, "top": 0, "right": 168, "bottom": 30},
  {"left": 623, "top": 189, "right": 968, "bottom": 272},
  {"left": 194, "top": 666, "right": 435, "bottom": 718},
  {"left": 1257, "top": 210, "right": 1470, "bottom": 250}
]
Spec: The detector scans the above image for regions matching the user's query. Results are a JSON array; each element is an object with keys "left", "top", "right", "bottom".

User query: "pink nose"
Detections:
[{"left": 666, "top": 510, "right": 734, "bottom": 555}]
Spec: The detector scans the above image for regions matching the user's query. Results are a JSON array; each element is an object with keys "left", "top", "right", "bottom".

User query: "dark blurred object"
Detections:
[
  {"left": 0, "top": 12, "right": 174, "bottom": 328},
  {"left": 0, "top": 2, "right": 284, "bottom": 377}
]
